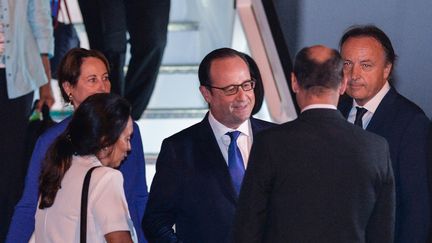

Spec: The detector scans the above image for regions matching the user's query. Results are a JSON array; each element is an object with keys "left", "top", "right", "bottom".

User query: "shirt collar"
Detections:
[
  {"left": 353, "top": 81, "right": 390, "bottom": 113},
  {"left": 208, "top": 111, "right": 251, "bottom": 142},
  {"left": 301, "top": 104, "right": 337, "bottom": 113}
]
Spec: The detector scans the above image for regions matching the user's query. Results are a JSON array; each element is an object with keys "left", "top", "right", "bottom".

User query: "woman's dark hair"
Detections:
[
  {"left": 57, "top": 48, "right": 110, "bottom": 103},
  {"left": 38, "top": 93, "right": 131, "bottom": 209}
]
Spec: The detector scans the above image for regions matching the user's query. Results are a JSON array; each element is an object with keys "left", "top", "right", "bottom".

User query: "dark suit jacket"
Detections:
[
  {"left": 142, "top": 114, "right": 274, "bottom": 243},
  {"left": 233, "top": 109, "right": 395, "bottom": 243},
  {"left": 338, "top": 87, "right": 431, "bottom": 243}
]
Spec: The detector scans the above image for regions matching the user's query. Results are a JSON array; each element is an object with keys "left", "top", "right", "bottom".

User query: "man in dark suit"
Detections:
[
  {"left": 233, "top": 45, "right": 395, "bottom": 243},
  {"left": 142, "top": 48, "right": 274, "bottom": 243},
  {"left": 337, "top": 25, "right": 431, "bottom": 243}
]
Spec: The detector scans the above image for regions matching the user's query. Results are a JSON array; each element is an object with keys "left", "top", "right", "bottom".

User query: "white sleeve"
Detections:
[{"left": 91, "top": 170, "right": 132, "bottom": 235}]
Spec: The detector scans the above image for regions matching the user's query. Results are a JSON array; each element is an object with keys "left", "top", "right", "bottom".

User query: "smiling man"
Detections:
[
  {"left": 338, "top": 25, "right": 430, "bottom": 243},
  {"left": 142, "top": 48, "right": 274, "bottom": 243}
]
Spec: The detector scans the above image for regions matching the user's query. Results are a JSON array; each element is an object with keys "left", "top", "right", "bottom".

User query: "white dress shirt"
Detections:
[
  {"left": 208, "top": 112, "right": 253, "bottom": 168},
  {"left": 347, "top": 81, "right": 391, "bottom": 129}
]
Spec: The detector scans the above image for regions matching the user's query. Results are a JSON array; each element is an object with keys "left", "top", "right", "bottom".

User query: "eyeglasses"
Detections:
[{"left": 207, "top": 79, "right": 256, "bottom": 96}]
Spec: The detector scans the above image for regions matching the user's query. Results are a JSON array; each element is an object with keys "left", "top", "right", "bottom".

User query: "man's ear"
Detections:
[
  {"left": 339, "top": 75, "right": 348, "bottom": 95},
  {"left": 291, "top": 73, "right": 299, "bottom": 93},
  {"left": 199, "top": 85, "right": 212, "bottom": 103},
  {"left": 383, "top": 62, "right": 392, "bottom": 81}
]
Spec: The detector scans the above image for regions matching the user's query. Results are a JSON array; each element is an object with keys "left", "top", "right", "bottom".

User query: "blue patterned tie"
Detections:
[{"left": 226, "top": 131, "right": 245, "bottom": 196}]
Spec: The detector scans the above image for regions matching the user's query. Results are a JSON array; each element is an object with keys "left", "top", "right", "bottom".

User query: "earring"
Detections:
[{"left": 68, "top": 93, "right": 73, "bottom": 106}]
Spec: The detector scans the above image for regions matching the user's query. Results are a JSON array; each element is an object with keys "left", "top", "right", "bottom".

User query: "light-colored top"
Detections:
[
  {"left": 0, "top": 0, "right": 54, "bottom": 98},
  {"left": 0, "top": 0, "right": 4, "bottom": 67},
  {"left": 208, "top": 112, "right": 252, "bottom": 168},
  {"left": 35, "top": 155, "right": 136, "bottom": 243},
  {"left": 0, "top": 22, "right": 5, "bottom": 67},
  {"left": 7, "top": 118, "right": 148, "bottom": 243},
  {"left": 301, "top": 104, "right": 337, "bottom": 113},
  {"left": 347, "top": 81, "right": 391, "bottom": 129}
]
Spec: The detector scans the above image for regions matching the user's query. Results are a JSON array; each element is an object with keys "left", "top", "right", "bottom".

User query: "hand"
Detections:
[
  {"left": 37, "top": 54, "right": 55, "bottom": 111},
  {"left": 37, "top": 83, "right": 55, "bottom": 111}
]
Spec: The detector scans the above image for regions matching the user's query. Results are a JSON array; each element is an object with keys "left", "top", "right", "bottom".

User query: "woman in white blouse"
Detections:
[{"left": 35, "top": 93, "right": 136, "bottom": 243}]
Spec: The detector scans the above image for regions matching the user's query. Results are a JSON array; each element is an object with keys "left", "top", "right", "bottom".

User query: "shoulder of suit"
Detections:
[
  {"left": 377, "top": 89, "right": 429, "bottom": 129},
  {"left": 390, "top": 90, "right": 427, "bottom": 116},
  {"left": 357, "top": 130, "right": 391, "bottom": 155},
  {"left": 252, "top": 119, "right": 293, "bottom": 141},
  {"left": 162, "top": 120, "right": 207, "bottom": 143},
  {"left": 250, "top": 117, "right": 277, "bottom": 128}
]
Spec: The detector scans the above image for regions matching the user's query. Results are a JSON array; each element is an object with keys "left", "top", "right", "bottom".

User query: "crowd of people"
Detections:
[{"left": 0, "top": 0, "right": 430, "bottom": 241}]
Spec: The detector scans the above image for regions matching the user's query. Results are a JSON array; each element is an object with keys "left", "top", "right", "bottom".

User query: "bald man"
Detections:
[{"left": 232, "top": 45, "right": 395, "bottom": 243}]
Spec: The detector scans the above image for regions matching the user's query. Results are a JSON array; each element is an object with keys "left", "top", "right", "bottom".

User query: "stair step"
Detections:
[
  {"left": 168, "top": 21, "right": 199, "bottom": 32},
  {"left": 147, "top": 71, "right": 205, "bottom": 109},
  {"left": 162, "top": 29, "right": 201, "bottom": 65},
  {"left": 73, "top": 21, "right": 199, "bottom": 31},
  {"left": 136, "top": 114, "right": 204, "bottom": 154},
  {"left": 74, "top": 21, "right": 202, "bottom": 64},
  {"left": 144, "top": 153, "right": 158, "bottom": 165},
  {"left": 159, "top": 64, "right": 199, "bottom": 74},
  {"left": 142, "top": 108, "right": 207, "bottom": 119},
  {"left": 123, "top": 64, "right": 199, "bottom": 74}
]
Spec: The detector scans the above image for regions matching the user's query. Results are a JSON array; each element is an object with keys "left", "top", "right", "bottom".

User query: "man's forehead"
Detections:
[
  {"left": 209, "top": 56, "right": 250, "bottom": 82},
  {"left": 342, "top": 37, "right": 384, "bottom": 52},
  {"left": 341, "top": 37, "right": 386, "bottom": 60},
  {"left": 211, "top": 55, "right": 247, "bottom": 68}
]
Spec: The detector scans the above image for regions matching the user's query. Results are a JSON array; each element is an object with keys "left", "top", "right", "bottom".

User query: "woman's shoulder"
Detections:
[
  {"left": 94, "top": 166, "right": 122, "bottom": 177},
  {"left": 88, "top": 167, "right": 126, "bottom": 205},
  {"left": 74, "top": 156, "right": 124, "bottom": 187},
  {"left": 91, "top": 167, "right": 124, "bottom": 187}
]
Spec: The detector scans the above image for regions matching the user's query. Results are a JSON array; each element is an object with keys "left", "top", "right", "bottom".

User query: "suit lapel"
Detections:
[
  {"left": 366, "top": 87, "right": 397, "bottom": 133},
  {"left": 337, "top": 88, "right": 397, "bottom": 133},
  {"left": 197, "top": 115, "right": 238, "bottom": 204}
]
